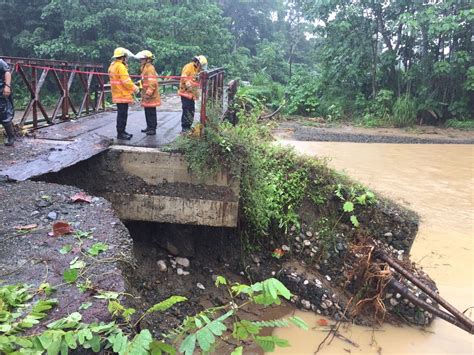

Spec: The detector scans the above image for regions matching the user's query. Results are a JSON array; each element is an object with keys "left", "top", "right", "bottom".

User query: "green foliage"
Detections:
[
  {"left": 335, "top": 184, "right": 376, "bottom": 228},
  {"left": 286, "top": 65, "right": 320, "bottom": 116},
  {"left": 87, "top": 242, "right": 108, "bottom": 256},
  {"left": 391, "top": 95, "right": 417, "bottom": 128},
  {"left": 445, "top": 118, "right": 474, "bottom": 130}
]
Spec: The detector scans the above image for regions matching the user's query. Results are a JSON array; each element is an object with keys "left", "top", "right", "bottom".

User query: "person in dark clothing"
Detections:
[{"left": 0, "top": 58, "right": 15, "bottom": 146}]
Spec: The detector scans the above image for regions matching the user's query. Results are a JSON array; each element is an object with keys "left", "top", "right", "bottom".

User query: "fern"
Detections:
[{"left": 146, "top": 296, "right": 187, "bottom": 314}]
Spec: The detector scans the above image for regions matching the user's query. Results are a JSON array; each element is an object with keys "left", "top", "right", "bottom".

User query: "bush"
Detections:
[
  {"left": 285, "top": 66, "right": 320, "bottom": 116},
  {"left": 391, "top": 94, "right": 417, "bottom": 127}
]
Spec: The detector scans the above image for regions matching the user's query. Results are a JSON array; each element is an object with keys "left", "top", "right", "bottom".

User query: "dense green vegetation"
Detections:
[{"left": 0, "top": 0, "right": 472, "bottom": 124}]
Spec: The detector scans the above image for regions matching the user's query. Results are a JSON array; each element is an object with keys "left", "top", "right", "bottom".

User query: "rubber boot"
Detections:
[{"left": 3, "top": 122, "right": 15, "bottom": 146}]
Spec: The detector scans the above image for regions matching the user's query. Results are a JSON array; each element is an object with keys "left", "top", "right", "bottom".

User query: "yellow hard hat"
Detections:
[
  {"left": 112, "top": 47, "right": 129, "bottom": 58},
  {"left": 136, "top": 50, "right": 154, "bottom": 60},
  {"left": 194, "top": 55, "right": 208, "bottom": 69}
]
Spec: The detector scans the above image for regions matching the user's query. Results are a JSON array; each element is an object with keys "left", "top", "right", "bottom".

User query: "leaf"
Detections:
[
  {"left": 52, "top": 221, "right": 73, "bottom": 237},
  {"left": 87, "top": 242, "right": 108, "bottom": 256},
  {"left": 79, "top": 302, "right": 92, "bottom": 310},
  {"left": 70, "top": 259, "right": 86, "bottom": 269},
  {"left": 38, "top": 282, "right": 55, "bottom": 296},
  {"left": 196, "top": 327, "right": 215, "bottom": 352},
  {"left": 146, "top": 296, "right": 187, "bottom": 314},
  {"left": 71, "top": 192, "right": 92, "bottom": 203},
  {"left": 47, "top": 312, "right": 82, "bottom": 330},
  {"left": 317, "top": 318, "right": 329, "bottom": 327},
  {"left": 356, "top": 194, "right": 367, "bottom": 205},
  {"left": 109, "top": 331, "right": 128, "bottom": 353},
  {"left": 214, "top": 275, "right": 227, "bottom": 287},
  {"left": 289, "top": 316, "right": 309, "bottom": 330},
  {"left": 14, "top": 224, "right": 38, "bottom": 231},
  {"left": 150, "top": 340, "right": 176, "bottom": 355},
  {"left": 64, "top": 332, "right": 77, "bottom": 349},
  {"left": 74, "top": 230, "right": 92, "bottom": 239},
  {"left": 255, "top": 335, "right": 290, "bottom": 352},
  {"left": 350, "top": 215, "right": 360, "bottom": 227},
  {"left": 343, "top": 201, "right": 354, "bottom": 212},
  {"left": 59, "top": 245, "right": 73, "bottom": 255},
  {"left": 179, "top": 334, "right": 196, "bottom": 355},
  {"left": 63, "top": 269, "right": 78, "bottom": 283},
  {"left": 94, "top": 291, "right": 119, "bottom": 300},
  {"left": 231, "top": 346, "right": 243, "bottom": 355}
]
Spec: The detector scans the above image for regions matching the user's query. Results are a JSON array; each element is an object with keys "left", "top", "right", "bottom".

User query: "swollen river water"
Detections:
[{"left": 273, "top": 141, "right": 473, "bottom": 355}]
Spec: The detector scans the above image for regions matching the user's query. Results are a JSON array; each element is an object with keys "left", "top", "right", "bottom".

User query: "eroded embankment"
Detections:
[{"left": 0, "top": 180, "right": 133, "bottom": 325}]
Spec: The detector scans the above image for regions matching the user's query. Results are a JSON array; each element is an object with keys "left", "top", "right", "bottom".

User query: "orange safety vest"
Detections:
[
  {"left": 108, "top": 60, "right": 136, "bottom": 104},
  {"left": 178, "top": 62, "right": 200, "bottom": 100},
  {"left": 140, "top": 62, "right": 161, "bottom": 108}
]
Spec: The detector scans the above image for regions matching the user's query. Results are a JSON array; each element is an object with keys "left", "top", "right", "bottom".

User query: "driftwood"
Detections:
[
  {"left": 374, "top": 249, "right": 474, "bottom": 334},
  {"left": 259, "top": 103, "right": 284, "bottom": 120}
]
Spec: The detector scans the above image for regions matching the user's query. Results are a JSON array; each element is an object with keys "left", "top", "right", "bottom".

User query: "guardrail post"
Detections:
[
  {"left": 31, "top": 66, "right": 38, "bottom": 128},
  {"left": 200, "top": 71, "right": 208, "bottom": 126}
]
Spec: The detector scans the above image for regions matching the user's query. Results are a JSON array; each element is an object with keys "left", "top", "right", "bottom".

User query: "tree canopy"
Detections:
[{"left": 0, "top": 0, "right": 472, "bottom": 123}]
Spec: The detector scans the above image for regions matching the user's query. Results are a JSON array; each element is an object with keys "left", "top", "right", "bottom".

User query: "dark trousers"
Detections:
[
  {"left": 144, "top": 107, "right": 157, "bottom": 130},
  {"left": 181, "top": 96, "right": 195, "bottom": 130},
  {"left": 116, "top": 103, "right": 128, "bottom": 134}
]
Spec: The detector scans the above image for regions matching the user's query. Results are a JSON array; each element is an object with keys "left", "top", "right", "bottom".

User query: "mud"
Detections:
[
  {"left": 274, "top": 121, "right": 474, "bottom": 144},
  {"left": 38, "top": 150, "right": 237, "bottom": 202},
  {"left": 0, "top": 180, "right": 133, "bottom": 326}
]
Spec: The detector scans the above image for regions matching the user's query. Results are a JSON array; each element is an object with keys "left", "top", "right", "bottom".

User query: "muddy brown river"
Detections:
[{"left": 274, "top": 141, "right": 473, "bottom": 354}]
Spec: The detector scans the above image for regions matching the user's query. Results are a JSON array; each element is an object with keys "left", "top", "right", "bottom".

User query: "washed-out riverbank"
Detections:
[{"left": 274, "top": 141, "right": 473, "bottom": 355}]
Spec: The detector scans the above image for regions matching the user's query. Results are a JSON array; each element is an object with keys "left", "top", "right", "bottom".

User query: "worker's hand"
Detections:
[
  {"left": 133, "top": 85, "right": 139, "bottom": 94},
  {"left": 3, "top": 85, "right": 11, "bottom": 97},
  {"left": 185, "top": 81, "right": 192, "bottom": 90}
]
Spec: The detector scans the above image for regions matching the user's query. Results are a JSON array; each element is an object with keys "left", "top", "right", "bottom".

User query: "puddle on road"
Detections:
[{"left": 274, "top": 141, "right": 474, "bottom": 355}]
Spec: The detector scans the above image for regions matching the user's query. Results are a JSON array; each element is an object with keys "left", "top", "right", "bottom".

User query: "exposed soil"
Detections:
[
  {"left": 0, "top": 180, "right": 133, "bottom": 326},
  {"left": 39, "top": 150, "right": 238, "bottom": 202},
  {"left": 274, "top": 120, "right": 474, "bottom": 144}
]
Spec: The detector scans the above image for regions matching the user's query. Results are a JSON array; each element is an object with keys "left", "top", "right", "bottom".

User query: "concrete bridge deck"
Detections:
[
  {"left": 0, "top": 95, "right": 238, "bottom": 227},
  {"left": 0, "top": 95, "right": 198, "bottom": 180}
]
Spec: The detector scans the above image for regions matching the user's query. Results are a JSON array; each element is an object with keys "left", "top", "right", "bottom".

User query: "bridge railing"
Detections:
[
  {"left": 2, "top": 56, "right": 227, "bottom": 129},
  {"left": 3, "top": 56, "right": 106, "bottom": 129},
  {"left": 200, "top": 68, "right": 225, "bottom": 125}
]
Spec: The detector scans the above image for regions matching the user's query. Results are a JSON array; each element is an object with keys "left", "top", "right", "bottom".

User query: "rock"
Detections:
[
  {"left": 182, "top": 271, "right": 190, "bottom": 276},
  {"left": 303, "top": 279, "right": 309, "bottom": 285},
  {"left": 290, "top": 225, "right": 296, "bottom": 232},
  {"left": 177, "top": 268, "right": 184, "bottom": 275},
  {"left": 301, "top": 299, "right": 311, "bottom": 310},
  {"left": 166, "top": 241, "right": 179, "bottom": 256},
  {"left": 390, "top": 298, "right": 399, "bottom": 307},
  {"left": 281, "top": 245, "right": 290, "bottom": 252},
  {"left": 384, "top": 232, "right": 393, "bottom": 238},
  {"left": 303, "top": 240, "right": 311, "bottom": 247},
  {"left": 306, "top": 231, "right": 313, "bottom": 237},
  {"left": 196, "top": 283, "right": 205, "bottom": 290},
  {"left": 47, "top": 211, "right": 57, "bottom": 220},
  {"left": 271, "top": 271, "right": 276, "bottom": 276},
  {"left": 156, "top": 260, "right": 167, "bottom": 272},
  {"left": 325, "top": 275, "right": 331, "bottom": 281},
  {"left": 176, "top": 257, "right": 190, "bottom": 268},
  {"left": 31, "top": 210, "right": 40, "bottom": 216},
  {"left": 395, "top": 293, "right": 401, "bottom": 299},
  {"left": 295, "top": 236, "right": 301, "bottom": 242},
  {"left": 336, "top": 243, "right": 344, "bottom": 251}
]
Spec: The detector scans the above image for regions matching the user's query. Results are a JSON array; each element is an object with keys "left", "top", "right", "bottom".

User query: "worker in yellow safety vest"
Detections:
[
  {"left": 108, "top": 47, "right": 139, "bottom": 140},
  {"left": 136, "top": 50, "right": 161, "bottom": 136},
  {"left": 178, "top": 55, "right": 208, "bottom": 132}
]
